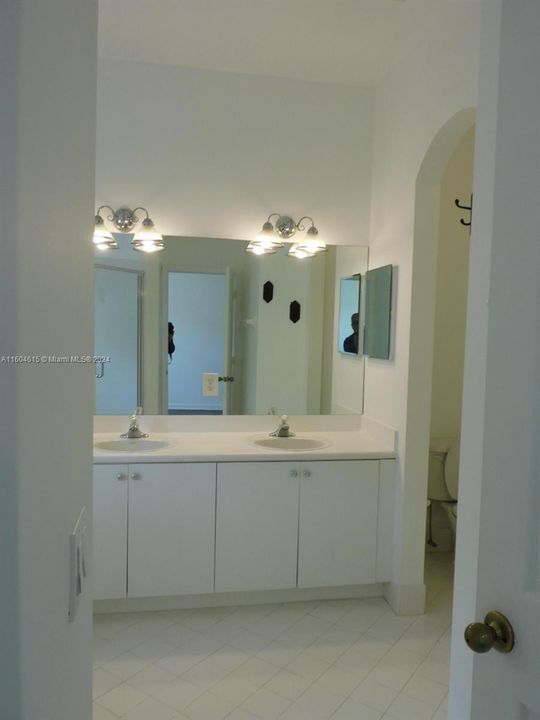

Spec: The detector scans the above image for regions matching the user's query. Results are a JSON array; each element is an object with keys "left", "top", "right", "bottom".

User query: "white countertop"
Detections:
[{"left": 93, "top": 430, "right": 396, "bottom": 464}]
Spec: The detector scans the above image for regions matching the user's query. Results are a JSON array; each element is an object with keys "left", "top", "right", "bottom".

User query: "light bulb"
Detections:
[
  {"left": 253, "top": 220, "right": 283, "bottom": 249},
  {"left": 93, "top": 216, "right": 117, "bottom": 249},
  {"left": 295, "top": 226, "right": 326, "bottom": 254},
  {"left": 132, "top": 218, "right": 164, "bottom": 252}
]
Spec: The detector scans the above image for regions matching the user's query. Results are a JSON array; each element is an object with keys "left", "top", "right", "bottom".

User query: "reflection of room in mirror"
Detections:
[
  {"left": 338, "top": 275, "right": 361, "bottom": 356},
  {"left": 244, "top": 248, "right": 318, "bottom": 415},
  {"left": 94, "top": 238, "right": 369, "bottom": 416}
]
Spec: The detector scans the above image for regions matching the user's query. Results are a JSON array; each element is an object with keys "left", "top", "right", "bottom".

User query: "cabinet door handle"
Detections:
[
  {"left": 290, "top": 469, "right": 298, "bottom": 478},
  {"left": 303, "top": 469, "right": 311, "bottom": 478},
  {"left": 116, "top": 473, "right": 126, "bottom": 481},
  {"left": 130, "top": 472, "right": 140, "bottom": 480}
]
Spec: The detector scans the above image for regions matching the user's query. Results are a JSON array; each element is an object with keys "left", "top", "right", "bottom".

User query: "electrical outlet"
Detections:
[{"left": 202, "top": 372, "right": 219, "bottom": 396}]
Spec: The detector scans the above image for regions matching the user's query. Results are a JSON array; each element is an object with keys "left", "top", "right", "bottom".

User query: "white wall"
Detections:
[
  {"left": 96, "top": 60, "right": 374, "bottom": 245},
  {"left": 364, "top": 3, "right": 481, "bottom": 611},
  {"left": 168, "top": 272, "right": 226, "bottom": 411},
  {"left": 430, "top": 128, "right": 474, "bottom": 439},
  {"left": 0, "top": 1, "right": 97, "bottom": 718}
]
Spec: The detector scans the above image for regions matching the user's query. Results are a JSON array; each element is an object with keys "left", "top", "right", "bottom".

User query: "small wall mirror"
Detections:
[
  {"left": 337, "top": 275, "right": 361, "bottom": 356},
  {"left": 364, "top": 264, "right": 393, "bottom": 360}
]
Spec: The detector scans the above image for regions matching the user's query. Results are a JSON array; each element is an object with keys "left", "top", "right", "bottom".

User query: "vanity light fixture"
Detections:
[
  {"left": 93, "top": 205, "right": 165, "bottom": 253},
  {"left": 248, "top": 214, "right": 326, "bottom": 259}
]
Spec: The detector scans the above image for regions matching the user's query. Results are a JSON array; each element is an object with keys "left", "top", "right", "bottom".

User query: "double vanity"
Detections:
[{"left": 93, "top": 416, "right": 396, "bottom": 612}]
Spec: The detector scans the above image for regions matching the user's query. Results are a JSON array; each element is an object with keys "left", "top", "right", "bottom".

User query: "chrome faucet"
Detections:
[
  {"left": 270, "top": 415, "right": 295, "bottom": 438},
  {"left": 121, "top": 408, "right": 149, "bottom": 439}
]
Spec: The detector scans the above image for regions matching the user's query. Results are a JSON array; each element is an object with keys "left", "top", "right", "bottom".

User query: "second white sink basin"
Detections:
[
  {"left": 95, "top": 439, "right": 172, "bottom": 452},
  {"left": 253, "top": 437, "right": 330, "bottom": 451}
]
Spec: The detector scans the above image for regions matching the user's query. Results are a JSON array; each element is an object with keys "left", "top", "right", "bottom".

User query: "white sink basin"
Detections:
[
  {"left": 252, "top": 437, "right": 330, "bottom": 451},
  {"left": 94, "top": 439, "right": 172, "bottom": 452}
]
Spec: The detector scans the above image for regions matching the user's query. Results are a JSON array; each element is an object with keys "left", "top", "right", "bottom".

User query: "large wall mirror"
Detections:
[{"left": 94, "top": 235, "right": 368, "bottom": 416}]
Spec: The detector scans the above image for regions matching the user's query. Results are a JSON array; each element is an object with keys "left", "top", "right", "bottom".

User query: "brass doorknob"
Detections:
[{"left": 464, "top": 610, "right": 514, "bottom": 654}]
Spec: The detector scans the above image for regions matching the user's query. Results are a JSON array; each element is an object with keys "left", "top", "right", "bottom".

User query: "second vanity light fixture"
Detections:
[
  {"left": 247, "top": 214, "right": 326, "bottom": 259},
  {"left": 93, "top": 205, "right": 165, "bottom": 253}
]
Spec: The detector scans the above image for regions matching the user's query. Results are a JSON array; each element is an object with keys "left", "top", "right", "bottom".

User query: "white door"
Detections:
[
  {"left": 166, "top": 270, "right": 234, "bottom": 414},
  {"left": 215, "top": 462, "right": 300, "bottom": 592},
  {"left": 221, "top": 268, "right": 235, "bottom": 414},
  {"left": 297, "top": 460, "right": 378, "bottom": 588},
  {"left": 94, "top": 266, "right": 140, "bottom": 414},
  {"left": 450, "top": 2, "right": 540, "bottom": 717},
  {"left": 127, "top": 463, "right": 216, "bottom": 597}
]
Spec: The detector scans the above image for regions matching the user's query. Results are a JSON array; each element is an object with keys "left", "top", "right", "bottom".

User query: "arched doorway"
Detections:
[{"left": 403, "top": 107, "right": 476, "bottom": 584}]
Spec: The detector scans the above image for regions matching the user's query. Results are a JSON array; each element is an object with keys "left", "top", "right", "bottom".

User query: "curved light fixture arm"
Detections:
[
  {"left": 97, "top": 205, "right": 151, "bottom": 232},
  {"left": 296, "top": 216, "right": 315, "bottom": 232},
  {"left": 95, "top": 204, "right": 116, "bottom": 223},
  {"left": 130, "top": 206, "right": 151, "bottom": 225}
]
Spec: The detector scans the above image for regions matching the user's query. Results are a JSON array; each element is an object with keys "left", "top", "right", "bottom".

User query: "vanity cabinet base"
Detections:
[
  {"left": 94, "top": 582, "right": 386, "bottom": 614},
  {"left": 93, "top": 458, "right": 395, "bottom": 605}
]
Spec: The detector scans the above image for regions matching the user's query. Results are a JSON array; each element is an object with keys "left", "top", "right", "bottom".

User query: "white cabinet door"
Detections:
[
  {"left": 93, "top": 465, "right": 128, "bottom": 600},
  {"left": 215, "top": 462, "right": 300, "bottom": 592},
  {"left": 298, "top": 460, "right": 379, "bottom": 588},
  {"left": 128, "top": 463, "right": 216, "bottom": 598}
]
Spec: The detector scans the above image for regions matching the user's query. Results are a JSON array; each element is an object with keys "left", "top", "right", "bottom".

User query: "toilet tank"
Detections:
[
  {"left": 444, "top": 438, "right": 460, "bottom": 499},
  {"left": 428, "top": 438, "right": 456, "bottom": 501}
]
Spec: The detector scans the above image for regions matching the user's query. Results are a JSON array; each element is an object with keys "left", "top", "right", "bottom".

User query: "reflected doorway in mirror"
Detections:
[{"left": 338, "top": 274, "right": 362, "bottom": 357}]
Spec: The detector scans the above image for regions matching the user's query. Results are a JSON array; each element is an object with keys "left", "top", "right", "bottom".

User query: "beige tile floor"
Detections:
[{"left": 93, "top": 553, "right": 453, "bottom": 720}]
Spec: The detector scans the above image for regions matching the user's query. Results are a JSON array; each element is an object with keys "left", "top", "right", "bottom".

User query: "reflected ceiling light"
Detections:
[
  {"left": 93, "top": 205, "right": 164, "bottom": 253},
  {"left": 287, "top": 243, "right": 315, "bottom": 260},
  {"left": 246, "top": 241, "right": 277, "bottom": 255},
  {"left": 249, "top": 214, "right": 326, "bottom": 258}
]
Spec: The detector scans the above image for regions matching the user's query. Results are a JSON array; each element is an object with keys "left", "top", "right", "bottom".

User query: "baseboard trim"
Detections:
[
  {"left": 383, "top": 581, "right": 426, "bottom": 615},
  {"left": 94, "top": 583, "right": 385, "bottom": 614}
]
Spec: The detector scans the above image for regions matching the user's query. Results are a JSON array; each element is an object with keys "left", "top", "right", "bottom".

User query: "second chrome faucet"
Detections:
[
  {"left": 121, "top": 407, "right": 149, "bottom": 439},
  {"left": 270, "top": 415, "right": 295, "bottom": 438}
]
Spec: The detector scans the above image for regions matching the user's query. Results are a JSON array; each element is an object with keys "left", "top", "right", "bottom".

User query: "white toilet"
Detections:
[{"left": 427, "top": 437, "right": 460, "bottom": 542}]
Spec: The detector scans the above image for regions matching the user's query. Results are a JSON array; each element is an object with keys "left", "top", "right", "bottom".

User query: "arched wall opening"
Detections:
[
  {"left": 395, "top": 108, "right": 477, "bottom": 606},
  {"left": 426, "top": 126, "right": 475, "bottom": 551}
]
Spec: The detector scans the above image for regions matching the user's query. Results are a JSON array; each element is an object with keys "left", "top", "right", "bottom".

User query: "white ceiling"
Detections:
[{"left": 98, "top": 0, "right": 479, "bottom": 88}]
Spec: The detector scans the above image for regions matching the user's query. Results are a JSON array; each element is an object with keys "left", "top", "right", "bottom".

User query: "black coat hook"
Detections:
[{"left": 455, "top": 194, "right": 473, "bottom": 228}]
